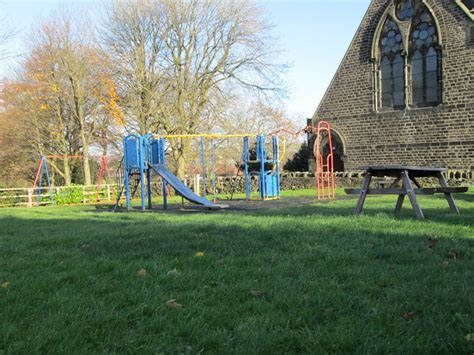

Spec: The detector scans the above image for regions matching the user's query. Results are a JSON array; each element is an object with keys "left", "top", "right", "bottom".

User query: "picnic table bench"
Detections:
[{"left": 345, "top": 166, "right": 468, "bottom": 219}]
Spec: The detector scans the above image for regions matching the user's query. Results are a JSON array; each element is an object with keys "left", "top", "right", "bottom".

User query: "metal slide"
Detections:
[{"left": 151, "top": 164, "right": 227, "bottom": 210}]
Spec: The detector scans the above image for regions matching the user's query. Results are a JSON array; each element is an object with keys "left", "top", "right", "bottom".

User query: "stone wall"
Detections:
[
  {"left": 313, "top": 0, "right": 474, "bottom": 171},
  {"left": 149, "top": 170, "right": 473, "bottom": 196}
]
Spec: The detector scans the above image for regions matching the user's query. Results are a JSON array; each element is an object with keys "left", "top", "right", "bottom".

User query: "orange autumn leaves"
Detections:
[{"left": 98, "top": 77, "right": 126, "bottom": 127}]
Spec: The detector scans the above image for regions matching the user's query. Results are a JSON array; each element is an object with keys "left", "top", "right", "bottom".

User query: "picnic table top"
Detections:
[{"left": 359, "top": 166, "right": 446, "bottom": 177}]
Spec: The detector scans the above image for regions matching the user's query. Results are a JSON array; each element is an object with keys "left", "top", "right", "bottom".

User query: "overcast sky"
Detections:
[{"left": 0, "top": 0, "right": 371, "bottom": 123}]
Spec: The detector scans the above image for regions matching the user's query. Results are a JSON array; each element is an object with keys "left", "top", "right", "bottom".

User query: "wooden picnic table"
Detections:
[{"left": 345, "top": 165, "right": 468, "bottom": 219}]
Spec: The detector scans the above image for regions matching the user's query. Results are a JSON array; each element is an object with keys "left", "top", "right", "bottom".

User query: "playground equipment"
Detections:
[
  {"left": 314, "top": 121, "right": 335, "bottom": 200},
  {"left": 116, "top": 133, "right": 281, "bottom": 211},
  {"left": 32, "top": 155, "right": 110, "bottom": 206},
  {"left": 32, "top": 156, "right": 54, "bottom": 206},
  {"left": 30, "top": 122, "right": 333, "bottom": 209},
  {"left": 270, "top": 120, "right": 335, "bottom": 200}
]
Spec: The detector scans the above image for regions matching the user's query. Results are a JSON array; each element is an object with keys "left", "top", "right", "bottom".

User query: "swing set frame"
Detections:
[{"left": 31, "top": 155, "right": 110, "bottom": 206}]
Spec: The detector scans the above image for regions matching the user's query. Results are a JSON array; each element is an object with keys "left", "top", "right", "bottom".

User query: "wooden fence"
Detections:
[{"left": 0, "top": 184, "right": 118, "bottom": 208}]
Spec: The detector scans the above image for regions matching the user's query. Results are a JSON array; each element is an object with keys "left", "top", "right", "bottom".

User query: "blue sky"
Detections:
[{"left": 0, "top": 0, "right": 370, "bottom": 120}]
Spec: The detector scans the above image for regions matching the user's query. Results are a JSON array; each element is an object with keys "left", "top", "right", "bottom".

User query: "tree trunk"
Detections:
[
  {"left": 175, "top": 154, "right": 186, "bottom": 180},
  {"left": 172, "top": 138, "right": 187, "bottom": 180},
  {"left": 82, "top": 147, "right": 92, "bottom": 186},
  {"left": 63, "top": 157, "right": 71, "bottom": 186}
]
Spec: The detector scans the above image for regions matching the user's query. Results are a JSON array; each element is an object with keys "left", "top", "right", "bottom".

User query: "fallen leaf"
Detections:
[
  {"left": 442, "top": 261, "right": 449, "bottom": 268},
  {"left": 1, "top": 281, "right": 10, "bottom": 289},
  {"left": 165, "top": 299, "right": 183, "bottom": 309},
  {"left": 402, "top": 310, "right": 417, "bottom": 320},
  {"left": 249, "top": 289, "right": 266, "bottom": 297},
  {"left": 167, "top": 268, "right": 180, "bottom": 276},
  {"left": 195, "top": 252, "right": 204, "bottom": 257},
  {"left": 137, "top": 268, "right": 147, "bottom": 277},
  {"left": 323, "top": 307, "right": 336, "bottom": 318},
  {"left": 367, "top": 308, "right": 377, "bottom": 316},
  {"left": 465, "top": 333, "right": 473, "bottom": 342},
  {"left": 216, "top": 259, "right": 225, "bottom": 266},
  {"left": 426, "top": 238, "right": 438, "bottom": 249},
  {"left": 447, "top": 251, "right": 462, "bottom": 260}
]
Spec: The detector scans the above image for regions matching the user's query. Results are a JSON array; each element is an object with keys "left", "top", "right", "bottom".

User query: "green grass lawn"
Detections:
[{"left": 1, "top": 189, "right": 473, "bottom": 353}]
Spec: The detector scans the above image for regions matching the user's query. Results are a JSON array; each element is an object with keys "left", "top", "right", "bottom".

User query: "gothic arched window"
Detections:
[
  {"left": 379, "top": 17, "right": 405, "bottom": 109},
  {"left": 409, "top": 9, "right": 441, "bottom": 106}
]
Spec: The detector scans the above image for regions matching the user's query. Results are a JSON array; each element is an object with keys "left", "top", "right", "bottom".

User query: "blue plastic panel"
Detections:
[
  {"left": 265, "top": 174, "right": 279, "bottom": 198},
  {"left": 125, "top": 136, "right": 140, "bottom": 169},
  {"left": 140, "top": 137, "right": 149, "bottom": 167},
  {"left": 150, "top": 139, "right": 160, "bottom": 165}
]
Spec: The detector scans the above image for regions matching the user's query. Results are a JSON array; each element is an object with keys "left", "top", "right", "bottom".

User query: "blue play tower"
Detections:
[{"left": 116, "top": 134, "right": 280, "bottom": 211}]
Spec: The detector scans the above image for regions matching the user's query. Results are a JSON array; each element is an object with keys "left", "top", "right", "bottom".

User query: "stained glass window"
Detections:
[
  {"left": 396, "top": 0, "right": 415, "bottom": 21},
  {"left": 409, "top": 9, "right": 441, "bottom": 106},
  {"left": 379, "top": 17, "right": 405, "bottom": 109}
]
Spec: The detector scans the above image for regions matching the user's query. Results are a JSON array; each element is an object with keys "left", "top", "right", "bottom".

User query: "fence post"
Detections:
[
  {"left": 82, "top": 185, "right": 86, "bottom": 204},
  {"left": 28, "top": 188, "right": 33, "bottom": 207},
  {"left": 107, "top": 184, "right": 111, "bottom": 201}
]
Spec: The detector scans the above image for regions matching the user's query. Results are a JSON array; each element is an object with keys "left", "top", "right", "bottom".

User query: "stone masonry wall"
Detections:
[
  {"left": 313, "top": 0, "right": 474, "bottom": 171},
  {"left": 149, "top": 170, "right": 473, "bottom": 196}
]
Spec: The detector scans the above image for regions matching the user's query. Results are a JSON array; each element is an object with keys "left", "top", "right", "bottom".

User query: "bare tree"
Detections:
[
  {"left": 0, "top": 3, "right": 15, "bottom": 61},
  {"left": 31, "top": 12, "right": 114, "bottom": 185},
  {"left": 102, "top": 0, "right": 166, "bottom": 135},
  {"left": 0, "top": 11, "right": 120, "bottom": 186},
  {"left": 103, "top": 0, "right": 287, "bottom": 178}
]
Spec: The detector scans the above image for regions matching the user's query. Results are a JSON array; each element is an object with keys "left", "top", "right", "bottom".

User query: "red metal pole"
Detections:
[{"left": 32, "top": 158, "right": 44, "bottom": 191}]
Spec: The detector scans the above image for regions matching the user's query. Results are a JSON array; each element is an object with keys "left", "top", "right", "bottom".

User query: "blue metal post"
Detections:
[
  {"left": 160, "top": 138, "right": 168, "bottom": 209},
  {"left": 257, "top": 135, "right": 266, "bottom": 200},
  {"left": 243, "top": 137, "right": 250, "bottom": 200},
  {"left": 201, "top": 137, "right": 206, "bottom": 197},
  {"left": 211, "top": 139, "right": 216, "bottom": 202},
  {"left": 139, "top": 136, "right": 146, "bottom": 211},
  {"left": 273, "top": 136, "right": 281, "bottom": 197},
  {"left": 37, "top": 158, "right": 44, "bottom": 205},
  {"left": 144, "top": 135, "right": 153, "bottom": 210},
  {"left": 36, "top": 157, "right": 53, "bottom": 206},
  {"left": 124, "top": 137, "right": 131, "bottom": 210},
  {"left": 43, "top": 158, "right": 53, "bottom": 206},
  {"left": 146, "top": 168, "right": 152, "bottom": 210}
]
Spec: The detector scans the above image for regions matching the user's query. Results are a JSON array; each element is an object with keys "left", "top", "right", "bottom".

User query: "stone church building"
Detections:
[{"left": 311, "top": 0, "right": 473, "bottom": 173}]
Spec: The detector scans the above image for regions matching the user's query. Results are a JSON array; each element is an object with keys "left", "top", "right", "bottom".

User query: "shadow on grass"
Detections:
[
  {"left": 1, "top": 209, "right": 473, "bottom": 353},
  {"left": 95, "top": 192, "right": 474, "bottom": 228},
  {"left": 1, "top": 205, "right": 473, "bottom": 258}
]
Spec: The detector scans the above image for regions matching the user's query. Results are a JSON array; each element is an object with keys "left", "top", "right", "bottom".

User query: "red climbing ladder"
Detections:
[{"left": 315, "top": 121, "right": 335, "bottom": 200}]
